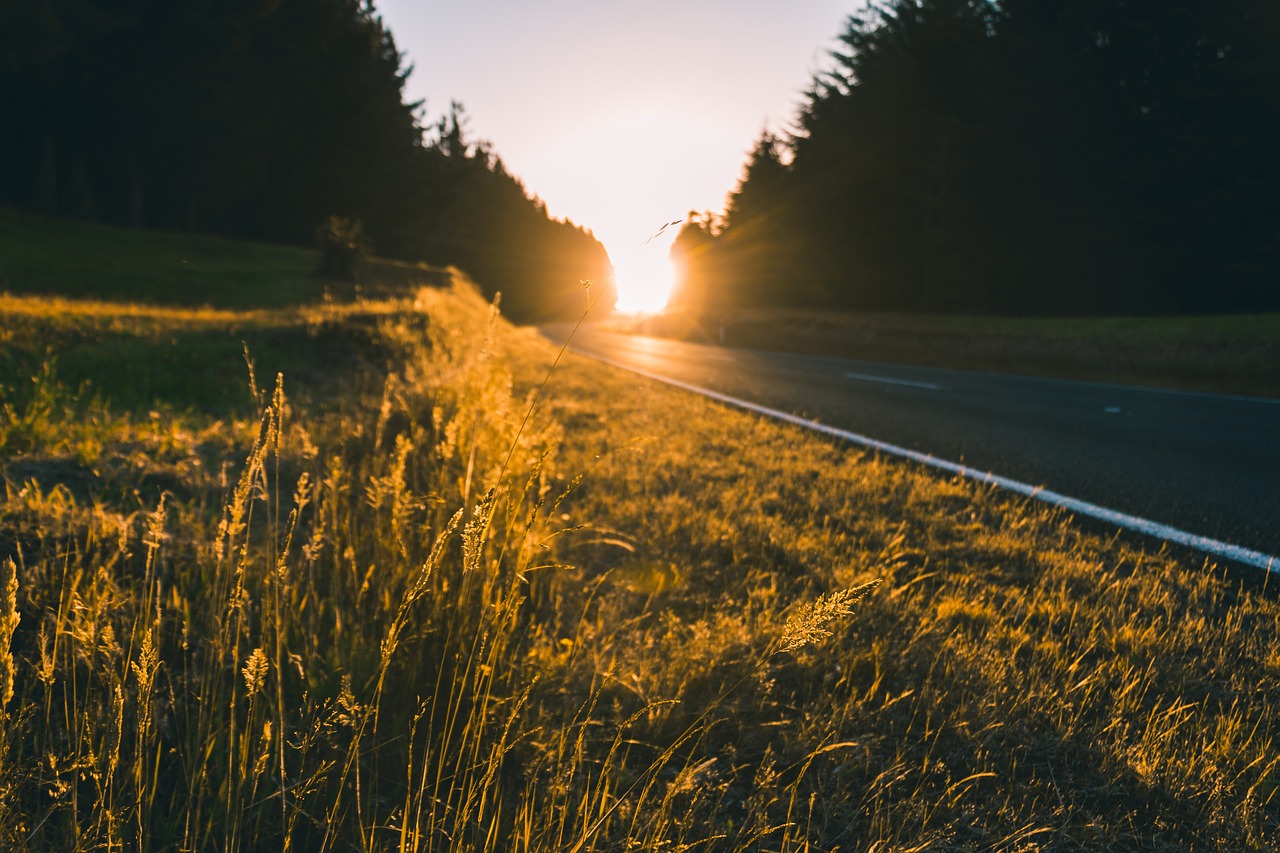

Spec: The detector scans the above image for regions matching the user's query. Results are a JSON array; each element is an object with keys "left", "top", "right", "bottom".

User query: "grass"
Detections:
[
  {"left": 0, "top": 208, "right": 334, "bottom": 309},
  {"left": 0, "top": 271, "right": 883, "bottom": 850},
  {"left": 1, "top": 217, "right": 1279, "bottom": 849},
  {"left": 620, "top": 305, "right": 1280, "bottom": 398},
  {"left": 546, "top": 349, "right": 1280, "bottom": 848},
  {"left": 0, "top": 292, "right": 409, "bottom": 414}
]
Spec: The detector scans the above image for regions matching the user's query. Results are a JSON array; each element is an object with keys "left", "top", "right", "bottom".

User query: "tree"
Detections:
[
  {"left": 677, "top": 0, "right": 1280, "bottom": 315},
  {"left": 668, "top": 212, "right": 721, "bottom": 311},
  {"left": 383, "top": 104, "right": 614, "bottom": 321},
  {"left": 0, "top": 1, "right": 613, "bottom": 321}
]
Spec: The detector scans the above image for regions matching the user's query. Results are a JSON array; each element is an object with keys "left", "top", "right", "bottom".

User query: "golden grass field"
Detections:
[{"left": 2, "top": 217, "right": 1279, "bottom": 849}]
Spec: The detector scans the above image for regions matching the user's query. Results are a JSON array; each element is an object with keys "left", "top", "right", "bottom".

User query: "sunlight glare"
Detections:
[{"left": 610, "top": 238, "right": 677, "bottom": 315}]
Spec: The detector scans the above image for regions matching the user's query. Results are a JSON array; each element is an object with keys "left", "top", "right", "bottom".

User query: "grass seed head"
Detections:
[
  {"left": 778, "top": 579, "right": 882, "bottom": 654},
  {"left": 242, "top": 647, "right": 269, "bottom": 697},
  {"left": 0, "top": 558, "right": 18, "bottom": 711}
]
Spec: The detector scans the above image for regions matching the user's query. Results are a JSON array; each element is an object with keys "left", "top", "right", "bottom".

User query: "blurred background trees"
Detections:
[
  {"left": 671, "top": 0, "right": 1280, "bottom": 315},
  {"left": 0, "top": 0, "right": 612, "bottom": 320}
]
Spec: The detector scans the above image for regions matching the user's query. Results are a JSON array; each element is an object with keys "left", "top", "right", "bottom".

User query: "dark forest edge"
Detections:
[
  {"left": 0, "top": 0, "right": 613, "bottom": 322},
  {"left": 670, "top": 0, "right": 1280, "bottom": 317}
]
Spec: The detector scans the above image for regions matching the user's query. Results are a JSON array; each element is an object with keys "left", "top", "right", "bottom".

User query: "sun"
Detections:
[{"left": 610, "top": 241, "right": 677, "bottom": 315}]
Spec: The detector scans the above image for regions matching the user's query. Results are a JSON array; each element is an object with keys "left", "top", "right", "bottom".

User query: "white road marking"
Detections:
[
  {"left": 845, "top": 371, "right": 941, "bottom": 390},
  {"left": 577, "top": 349, "right": 1279, "bottom": 574},
  {"left": 1104, "top": 406, "right": 1122, "bottom": 414}
]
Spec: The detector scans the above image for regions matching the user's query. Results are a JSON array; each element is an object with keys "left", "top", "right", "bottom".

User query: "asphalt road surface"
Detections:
[{"left": 549, "top": 326, "right": 1280, "bottom": 565}]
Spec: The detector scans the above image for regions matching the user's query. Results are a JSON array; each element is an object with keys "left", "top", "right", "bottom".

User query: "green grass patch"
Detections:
[
  {"left": 0, "top": 208, "right": 333, "bottom": 308},
  {"left": 0, "top": 293, "right": 409, "bottom": 415},
  {"left": 623, "top": 306, "right": 1280, "bottom": 398}
]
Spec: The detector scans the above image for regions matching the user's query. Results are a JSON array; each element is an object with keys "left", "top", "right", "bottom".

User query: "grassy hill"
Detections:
[
  {"left": 0, "top": 208, "right": 331, "bottom": 309},
  {"left": 1, "top": 216, "right": 1278, "bottom": 849}
]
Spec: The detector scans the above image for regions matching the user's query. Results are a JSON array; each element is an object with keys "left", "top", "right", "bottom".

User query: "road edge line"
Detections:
[{"left": 578, "top": 349, "right": 1279, "bottom": 574}]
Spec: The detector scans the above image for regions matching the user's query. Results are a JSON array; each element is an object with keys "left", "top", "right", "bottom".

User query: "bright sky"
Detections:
[{"left": 376, "top": 0, "right": 855, "bottom": 313}]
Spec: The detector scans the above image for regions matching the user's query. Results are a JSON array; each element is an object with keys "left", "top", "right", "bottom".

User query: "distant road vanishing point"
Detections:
[{"left": 549, "top": 326, "right": 1280, "bottom": 571}]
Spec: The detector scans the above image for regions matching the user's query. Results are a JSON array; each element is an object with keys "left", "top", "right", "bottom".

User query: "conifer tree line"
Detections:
[
  {"left": 0, "top": 0, "right": 612, "bottom": 320},
  {"left": 672, "top": 0, "right": 1280, "bottom": 315}
]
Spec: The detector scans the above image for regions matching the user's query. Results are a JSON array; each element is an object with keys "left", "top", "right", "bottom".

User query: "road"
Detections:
[{"left": 550, "top": 326, "right": 1280, "bottom": 566}]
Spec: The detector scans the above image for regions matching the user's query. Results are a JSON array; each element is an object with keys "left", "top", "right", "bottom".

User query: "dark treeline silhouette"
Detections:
[
  {"left": 0, "top": 0, "right": 611, "bottom": 320},
  {"left": 671, "top": 0, "right": 1280, "bottom": 316}
]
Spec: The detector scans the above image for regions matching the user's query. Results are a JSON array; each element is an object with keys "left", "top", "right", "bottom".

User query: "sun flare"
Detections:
[{"left": 610, "top": 242, "right": 677, "bottom": 315}]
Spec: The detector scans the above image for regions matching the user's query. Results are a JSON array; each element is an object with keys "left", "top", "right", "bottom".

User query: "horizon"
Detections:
[{"left": 375, "top": 0, "right": 855, "bottom": 312}]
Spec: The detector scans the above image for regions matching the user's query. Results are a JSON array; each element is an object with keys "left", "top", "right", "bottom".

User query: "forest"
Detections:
[
  {"left": 0, "top": 0, "right": 613, "bottom": 321},
  {"left": 671, "top": 0, "right": 1280, "bottom": 316}
]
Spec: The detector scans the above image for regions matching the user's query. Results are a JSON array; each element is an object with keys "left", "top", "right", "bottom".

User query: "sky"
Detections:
[{"left": 376, "top": 0, "right": 856, "bottom": 312}]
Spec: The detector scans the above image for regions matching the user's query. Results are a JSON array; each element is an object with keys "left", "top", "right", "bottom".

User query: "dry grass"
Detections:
[
  {"left": 1, "top": 276, "right": 1277, "bottom": 850},
  {"left": 542, "top": 344, "right": 1280, "bottom": 849}
]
